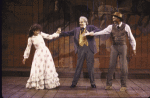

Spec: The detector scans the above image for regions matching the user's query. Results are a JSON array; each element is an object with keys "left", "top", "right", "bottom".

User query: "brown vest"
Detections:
[{"left": 111, "top": 23, "right": 127, "bottom": 45}]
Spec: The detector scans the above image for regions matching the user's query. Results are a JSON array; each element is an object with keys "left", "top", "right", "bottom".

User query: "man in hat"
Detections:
[
  {"left": 85, "top": 12, "right": 136, "bottom": 91},
  {"left": 59, "top": 16, "right": 101, "bottom": 88}
]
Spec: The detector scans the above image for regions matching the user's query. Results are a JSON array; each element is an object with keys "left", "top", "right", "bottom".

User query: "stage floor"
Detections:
[{"left": 2, "top": 77, "right": 150, "bottom": 98}]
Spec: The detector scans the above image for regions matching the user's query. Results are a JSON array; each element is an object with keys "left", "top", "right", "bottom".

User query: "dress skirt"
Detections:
[{"left": 26, "top": 46, "right": 60, "bottom": 89}]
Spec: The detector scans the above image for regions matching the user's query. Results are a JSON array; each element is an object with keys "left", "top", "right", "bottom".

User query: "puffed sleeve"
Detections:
[
  {"left": 125, "top": 24, "right": 136, "bottom": 50},
  {"left": 23, "top": 37, "right": 32, "bottom": 59},
  {"left": 41, "top": 32, "right": 59, "bottom": 40}
]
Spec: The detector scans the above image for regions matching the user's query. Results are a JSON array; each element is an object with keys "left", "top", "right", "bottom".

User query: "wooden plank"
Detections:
[
  {"left": 105, "top": 38, "right": 111, "bottom": 69},
  {"left": 128, "top": 15, "right": 136, "bottom": 69},
  {"left": 76, "top": 90, "right": 87, "bottom": 97},
  {"left": 137, "top": 79, "right": 150, "bottom": 89},
  {"left": 133, "top": 79, "right": 150, "bottom": 97},
  {"left": 32, "top": 0, "right": 38, "bottom": 23},
  {"left": 52, "top": 39, "right": 59, "bottom": 67},
  {"left": 95, "top": 37, "right": 100, "bottom": 68},
  {"left": 132, "top": 79, "right": 150, "bottom": 91},
  {"left": 3, "top": 85, "right": 25, "bottom": 98},
  {"left": 32, "top": 90, "right": 48, "bottom": 98},
  {"left": 117, "top": 79, "right": 140, "bottom": 97},
  {"left": 54, "top": 90, "right": 67, "bottom": 98},
  {"left": 8, "top": 86, "right": 30, "bottom": 98},
  {"left": 58, "top": 37, "right": 65, "bottom": 67},
  {"left": 69, "top": 39, "right": 75, "bottom": 68},
  {"left": 2, "top": 77, "right": 27, "bottom": 94},
  {"left": 2, "top": 77, "right": 23, "bottom": 85},
  {"left": 99, "top": 57, "right": 105, "bottom": 68},
  {"left": 20, "top": 89, "right": 39, "bottom": 98},
  {"left": 21, "top": 4, "right": 33, "bottom": 67},
  {"left": 113, "top": 79, "right": 130, "bottom": 97},
  {"left": 63, "top": 68, "right": 71, "bottom": 73},
  {"left": 86, "top": 90, "right": 98, "bottom": 97},
  {"left": 13, "top": 34, "right": 20, "bottom": 67},
  {"left": 7, "top": 35, "right": 14, "bottom": 67},
  {"left": 78, "top": 78, "right": 90, "bottom": 87},
  {"left": 2, "top": 84, "right": 19, "bottom": 93},
  {"left": 38, "top": 0, "right": 43, "bottom": 21},
  {"left": 128, "top": 79, "right": 149, "bottom": 97},
  {"left": 20, "top": 34, "right": 28, "bottom": 67},
  {"left": 141, "top": 34, "right": 148, "bottom": 69},
  {"left": 105, "top": 57, "right": 110, "bottom": 68},
  {"left": 25, "top": 45, "right": 35, "bottom": 67},
  {"left": 9, "top": 91, "right": 27, "bottom": 98},
  {"left": 65, "top": 90, "right": 77, "bottom": 97},
  {"left": 97, "top": 89, "right": 108, "bottom": 97},
  {"left": 2, "top": 31, "right": 8, "bottom": 67},
  {"left": 135, "top": 26, "right": 142, "bottom": 69},
  {"left": 64, "top": 35, "right": 70, "bottom": 67},
  {"left": 106, "top": 89, "right": 120, "bottom": 97},
  {"left": 148, "top": 31, "right": 150, "bottom": 69},
  {"left": 95, "top": 79, "right": 106, "bottom": 88},
  {"left": 101, "top": 78, "right": 120, "bottom": 97},
  {"left": 61, "top": 78, "right": 72, "bottom": 86},
  {"left": 43, "top": 90, "right": 58, "bottom": 98},
  {"left": 116, "top": 79, "right": 142, "bottom": 97},
  {"left": 2, "top": 77, "right": 34, "bottom": 98}
]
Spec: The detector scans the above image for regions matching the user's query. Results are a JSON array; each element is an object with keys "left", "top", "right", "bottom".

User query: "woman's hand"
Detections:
[
  {"left": 56, "top": 27, "right": 61, "bottom": 34},
  {"left": 22, "top": 58, "right": 27, "bottom": 64},
  {"left": 133, "top": 50, "right": 136, "bottom": 56}
]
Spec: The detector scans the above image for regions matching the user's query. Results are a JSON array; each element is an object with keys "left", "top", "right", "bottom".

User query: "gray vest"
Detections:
[{"left": 111, "top": 23, "right": 127, "bottom": 45}]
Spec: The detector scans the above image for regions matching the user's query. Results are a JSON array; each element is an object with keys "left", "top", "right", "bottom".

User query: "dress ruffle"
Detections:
[{"left": 26, "top": 73, "right": 60, "bottom": 89}]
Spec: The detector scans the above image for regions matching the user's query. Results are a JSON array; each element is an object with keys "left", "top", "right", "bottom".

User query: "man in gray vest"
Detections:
[{"left": 85, "top": 12, "right": 136, "bottom": 91}]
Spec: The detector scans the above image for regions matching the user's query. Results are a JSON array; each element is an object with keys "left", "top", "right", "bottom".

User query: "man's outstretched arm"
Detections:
[{"left": 85, "top": 25, "right": 112, "bottom": 36}]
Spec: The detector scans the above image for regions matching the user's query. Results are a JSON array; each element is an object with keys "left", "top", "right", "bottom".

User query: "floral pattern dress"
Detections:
[{"left": 23, "top": 32, "right": 60, "bottom": 89}]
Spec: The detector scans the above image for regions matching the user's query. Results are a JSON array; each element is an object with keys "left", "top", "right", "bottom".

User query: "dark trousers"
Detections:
[
  {"left": 107, "top": 45, "right": 128, "bottom": 87},
  {"left": 72, "top": 45, "right": 95, "bottom": 85}
]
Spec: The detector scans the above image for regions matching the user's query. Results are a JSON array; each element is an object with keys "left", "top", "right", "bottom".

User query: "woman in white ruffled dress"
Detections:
[{"left": 22, "top": 24, "right": 61, "bottom": 89}]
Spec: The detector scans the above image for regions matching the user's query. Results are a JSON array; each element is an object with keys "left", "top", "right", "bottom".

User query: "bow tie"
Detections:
[
  {"left": 117, "top": 26, "right": 120, "bottom": 29},
  {"left": 80, "top": 28, "right": 85, "bottom": 33}
]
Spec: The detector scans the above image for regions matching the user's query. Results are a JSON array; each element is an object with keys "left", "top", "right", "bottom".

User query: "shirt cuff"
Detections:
[
  {"left": 133, "top": 47, "right": 136, "bottom": 50},
  {"left": 93, "top": 32, "right": 98, "bottom": 36},
  {"left": 53, "top": 32, "right": 60, "bottom": 37}
]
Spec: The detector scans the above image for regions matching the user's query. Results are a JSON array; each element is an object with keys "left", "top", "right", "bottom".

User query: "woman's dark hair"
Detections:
[{"left": 28, "top": 24, "right": 42, "bottom": 37}]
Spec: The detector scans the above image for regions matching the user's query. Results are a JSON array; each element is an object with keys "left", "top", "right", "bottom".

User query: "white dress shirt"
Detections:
[{"left": 93, "top": 22, "right": 136, "bottom": 50}]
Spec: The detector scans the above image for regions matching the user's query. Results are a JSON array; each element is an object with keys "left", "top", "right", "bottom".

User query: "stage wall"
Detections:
[{"left": 2, "top": 0, "right": 150, "bottom": 69}]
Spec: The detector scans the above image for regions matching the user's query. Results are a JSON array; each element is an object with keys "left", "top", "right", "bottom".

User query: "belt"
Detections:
[{"left": 113, "top": 42, "right": 126, "bottom": 45}]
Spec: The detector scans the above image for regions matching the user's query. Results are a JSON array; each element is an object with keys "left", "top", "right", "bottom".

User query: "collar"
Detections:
[
  {"left": 33, "top": 34, "right": 39, "bottom": 37},
  {"left": 118, "top": 22, "right": 122, "bottom": 27},
  {"left": 80, "top": 25, "right": 86, "bottom": 29}
]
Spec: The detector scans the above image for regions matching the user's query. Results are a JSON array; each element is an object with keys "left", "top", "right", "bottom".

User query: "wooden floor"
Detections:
[{"left": 2, "top": 77, "right": 150, "bottom": 98}]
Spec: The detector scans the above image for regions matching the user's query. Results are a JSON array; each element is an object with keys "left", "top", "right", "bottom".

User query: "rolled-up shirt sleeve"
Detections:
[
  {"left": 125, "top": 24, "right": 136, "bottom": 50},
  {"left": 23, "top": 38, "right": 32, "bottom": 59},
  {"left": 93, "top": 25, "right": 112, "bottom": 36},
  {"left": 41, "top": 32, "right": 59, "bottom": 40}
]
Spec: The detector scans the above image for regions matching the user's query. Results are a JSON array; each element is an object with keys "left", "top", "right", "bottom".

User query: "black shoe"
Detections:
[
  {"left": 91, "top": 84, "right": 96, "bottom": 88},
  {"left": 70, "top": 84, "right": 76, "bottom": 88}
]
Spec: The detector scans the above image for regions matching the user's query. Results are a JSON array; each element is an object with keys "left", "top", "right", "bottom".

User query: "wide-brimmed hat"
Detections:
[{"left": 112, "top": 12, "right": 123, "bottom": 21}]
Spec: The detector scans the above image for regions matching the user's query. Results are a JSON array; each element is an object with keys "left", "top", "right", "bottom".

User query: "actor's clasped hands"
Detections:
[
  {"left": 56, "top": 27, "right": 61, "bottom": 34},
  {"left": 84, "top": 31, "right": 94, "bottom": 36},
  {"left": 22, "top": 58, "right": 26, "bottom": 64}
]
